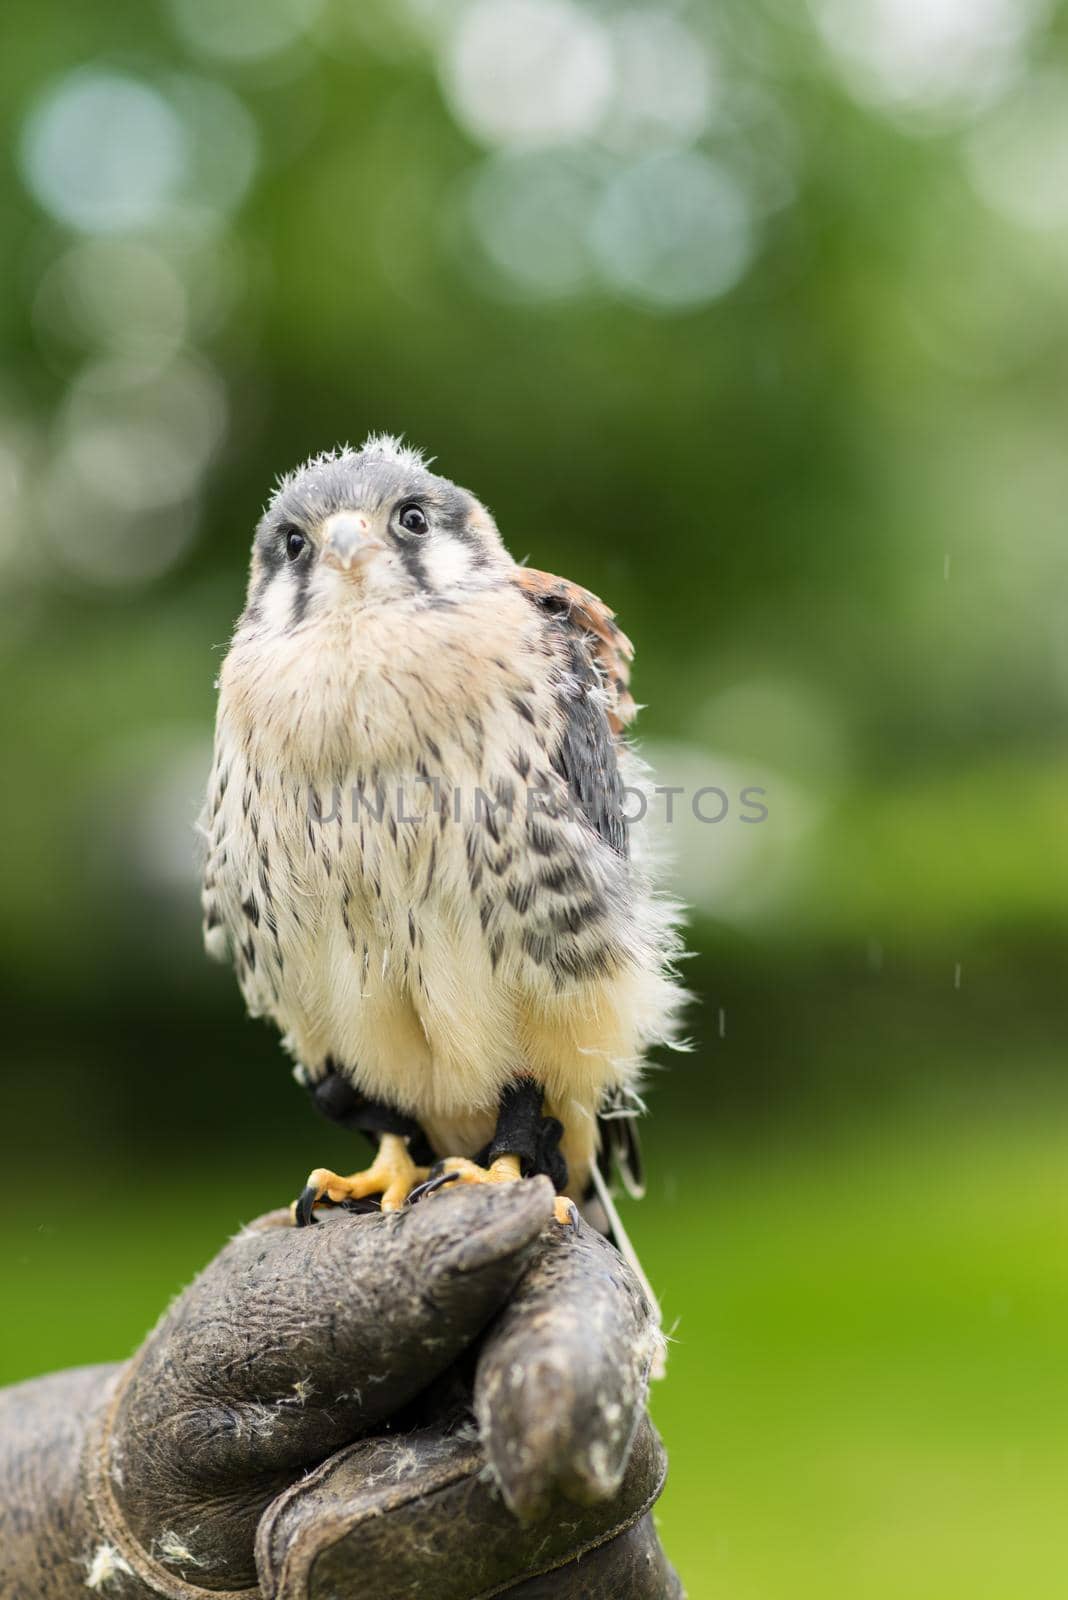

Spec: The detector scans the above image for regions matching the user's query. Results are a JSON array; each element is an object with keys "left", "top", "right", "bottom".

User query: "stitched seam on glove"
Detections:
[
  {"left": 256, "top": 1436, "right": 485, "bottom": 1598},
  {"left": 258, "top": 1433, "right": 669, "bottom": 1600},
  {"left": 83, "top": 1359, "right": 260, "bottom": 1600}
]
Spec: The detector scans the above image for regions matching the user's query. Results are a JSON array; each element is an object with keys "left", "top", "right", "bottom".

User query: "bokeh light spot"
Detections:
[
  {"left": 41, "top": 462, "right": 199, "bottom": 587},
  {"left": 40, "top": 356, "right": 226, "bottom": 586},
  {"left": 165, "top": 75, "right": 259, "bottom": 227},
  {"left": 99, "top": 731, "right": 214, "bottom": 898},
  {"left": 605, "top": 10, "right": 715, "bottom": 152},
  {"left": 64, "top": 356, "right": 227, "bottom": 509},
  {"left": 811, "top": 0, "right": 1047, "bottom": 121},
  {"left": 444, "top": 0, "right": 613, "bottom": 148},
  {"left": 642, "top": 740, "right": 821, "bottom": 926},
  {"left": 165, "top": 0, "right": 324, "bottom": 63},
  {"left": 967, "top": 71, "right": 1068, "bottom": 233},
  {"left": 19, "top": 71, "right": 186, "bottom": 234},
  {"left": 34, "top": 241, "right": 188, "bottom": 371},
  {"left": 466, "top": 150, "right": 602, "bottom": 299},
  {"left": 590, "top": 151, "right": 755, "bottom": 311}
]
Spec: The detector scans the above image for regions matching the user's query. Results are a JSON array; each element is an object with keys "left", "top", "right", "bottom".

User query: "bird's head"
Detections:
[{"left": 243, "top": 435, "right": 511, "bottom": 631}]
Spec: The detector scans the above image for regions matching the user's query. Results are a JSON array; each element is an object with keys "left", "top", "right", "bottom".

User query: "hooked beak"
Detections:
[{"left": 322, "top": 512, "right": 384, "bottom": 572}]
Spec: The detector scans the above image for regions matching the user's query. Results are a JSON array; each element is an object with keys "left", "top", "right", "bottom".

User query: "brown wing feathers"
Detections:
[{"left": 510, "top": 567, "right": 636, "bottom": 735}]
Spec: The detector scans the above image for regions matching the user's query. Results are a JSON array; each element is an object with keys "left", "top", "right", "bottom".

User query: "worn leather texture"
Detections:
[
  {"left": 257, "top": 1415, "right": 668, "bottom": 1599},
  {"left": 0, "top": 1182, "right": 683, "bottom": 1599},
  {"left": 0, "top": 1365, "right": 114, "bottom": 1600},
  {"left": 475, "top": 1221, "right": 662, "bottom": 1520},
  {"left": 504, "top": 1516, "right": 683, "bottom": 1600}
]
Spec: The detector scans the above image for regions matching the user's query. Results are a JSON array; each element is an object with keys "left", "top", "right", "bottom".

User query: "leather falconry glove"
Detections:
[{"left": 0, "top": 1180, "right": 682, "bottom": 1599}]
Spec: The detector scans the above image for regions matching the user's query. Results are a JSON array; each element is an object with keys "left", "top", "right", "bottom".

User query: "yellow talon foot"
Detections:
[
  {"left": 410, "top": 1152, "right": 580, "bottom": 1231},
  {"left": 293, "top": 1133, "right": 428, "bottom": 1226},
  {"left": 440, "top": 1153, "right": 524, "bottom": 1186}
]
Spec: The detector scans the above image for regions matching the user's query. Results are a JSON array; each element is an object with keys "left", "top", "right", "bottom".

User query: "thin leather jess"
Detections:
[{"left": 83, "top": 1359, "right": 259, "bottom": 1600}]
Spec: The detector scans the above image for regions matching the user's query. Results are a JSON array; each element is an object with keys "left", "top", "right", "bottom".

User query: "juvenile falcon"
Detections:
[{"left": 201, "top": 436, "right": 685, "bottom": 1230}]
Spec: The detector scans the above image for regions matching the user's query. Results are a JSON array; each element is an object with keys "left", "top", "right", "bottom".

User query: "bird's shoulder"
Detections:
[
  {"left": 509, "top": 566, "right": 635, "bottom": 859},
  {"left": 509, "top": 567, "right": 636, "bottom": 736}
]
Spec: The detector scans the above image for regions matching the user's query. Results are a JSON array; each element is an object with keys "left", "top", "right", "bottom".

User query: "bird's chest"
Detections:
[
  {"left": 205, "top": 589, "right": 594, "bottom": 1084},
  {"left": 214, "top": 726, "right": 519, "bottom": 1014}
]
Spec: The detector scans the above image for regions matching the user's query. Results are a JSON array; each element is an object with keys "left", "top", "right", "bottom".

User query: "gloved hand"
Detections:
[{"left": 0, "top": 1179, "right": 682, "bottom": 1598}]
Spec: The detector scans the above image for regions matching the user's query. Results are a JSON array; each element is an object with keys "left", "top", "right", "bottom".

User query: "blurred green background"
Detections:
[{"left": 2, "top": 0, "right": 1066, "bottom": 1594}]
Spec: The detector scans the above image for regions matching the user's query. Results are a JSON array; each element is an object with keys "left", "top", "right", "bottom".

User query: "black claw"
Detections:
[
  {"left": 294, "top": 1185, "right": 320, "bottom": 1227},
  {"left": 407, "top": 1170, "right": 462, "bottom": 1206},
  {"left": 564, "top": 1200, "right": 581, "bottom": 1232}
]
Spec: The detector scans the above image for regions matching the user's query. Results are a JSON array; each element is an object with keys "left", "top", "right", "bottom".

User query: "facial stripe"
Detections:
[
  {"left": 289, "top": 545, "right": 315, "bottom": 625},
  {"left": 390, "top": 532, "right": 430, "bottom": 591}
]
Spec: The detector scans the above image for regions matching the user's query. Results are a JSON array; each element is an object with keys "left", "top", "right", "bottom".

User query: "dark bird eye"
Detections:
[
  {"left": 398, "top": 503, "right": 428, "bottom": 536},
  {"left": 284, "top": 529, "right": 306, "bottom": 561}
]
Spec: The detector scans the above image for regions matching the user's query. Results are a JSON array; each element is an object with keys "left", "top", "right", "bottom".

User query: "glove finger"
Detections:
[
  {"left": 105, "top": 1180, "right": 553, "bottom": 1588},
  {"left": 474, "top": 1222, "right": 662, "bottom": 1521},
  {"left": 255, "top": 1410, "right": 669, "bottom": 1600}
]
